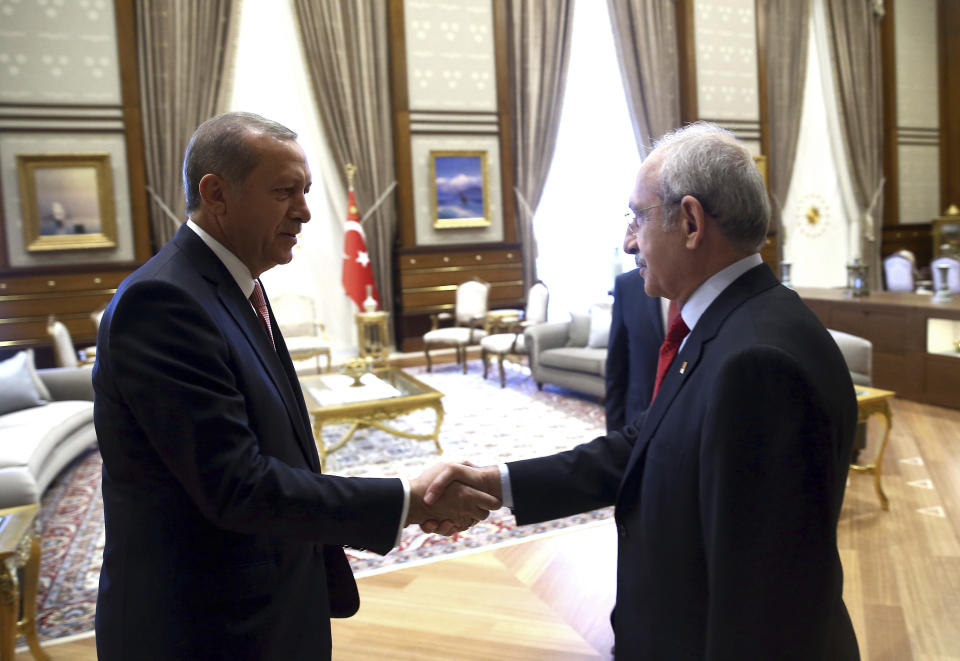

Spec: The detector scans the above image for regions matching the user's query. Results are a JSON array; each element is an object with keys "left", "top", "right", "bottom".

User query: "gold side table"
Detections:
[
  {"left": 852, "top": 386, "right": 896, "bottom": 510},
  {"left": 0, "top": 504, "right": 48, "bottom": 661},
  {"left": 355, "top": 311, "right": 390, "bottom": 362}
]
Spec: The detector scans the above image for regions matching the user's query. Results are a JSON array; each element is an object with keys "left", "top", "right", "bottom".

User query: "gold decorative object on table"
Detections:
[
  {"left": 355, "top": 310, "right": 390, "bottom": 362},
  {"left": 851, "top": 385, "right": 896, "bottom": 510},
  {"left": 299, "top": 367, "right": 444, "bottom": 470},
  {"left": 0, "top": 504, "right": 48, "bottom": 661},
  {"left": 340, "top": 357, "right": 369, "bottom": 387}
]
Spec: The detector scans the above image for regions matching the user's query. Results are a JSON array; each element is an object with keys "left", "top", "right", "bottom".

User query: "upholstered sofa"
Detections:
[
  {"left": 524, "top": 305, "right": 610, "bottom": 398},
  {"left": 0, "top": 354, "right": 96, "bottom": 509},
  {"left": 525, "top": 307, "right": 873, "bottom": 401}
]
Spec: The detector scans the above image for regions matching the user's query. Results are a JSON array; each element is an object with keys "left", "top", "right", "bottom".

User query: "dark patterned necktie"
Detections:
[{"left": 249, "top": 281, "right": 275, "bottom": 349}]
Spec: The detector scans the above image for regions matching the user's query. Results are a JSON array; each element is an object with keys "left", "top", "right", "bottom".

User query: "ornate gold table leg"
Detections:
[
  {"left": 851, "top": 399, "right": 893, "bottom": 511},
  {"left": 870, "top": 402, "right": 893, "bottom": 511},
  {"left": 21, "top": 535, "right": 49, "bottom": 661},
  {"left": 0, "top": 559, "right": 18, "bottom": 661},
  {"left": 430, "top": 403, "right": 445, "bottom": 455}
]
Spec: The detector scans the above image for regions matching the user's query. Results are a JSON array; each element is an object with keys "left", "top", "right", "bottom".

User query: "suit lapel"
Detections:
[
  {"left": 174, "top": 227, "right": 322, "bottom": 472},
  {"left": 619, "top": 264, "right": 780, "bottom": 487}
]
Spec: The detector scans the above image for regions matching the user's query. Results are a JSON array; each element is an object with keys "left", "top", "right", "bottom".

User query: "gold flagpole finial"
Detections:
[{"left": 345, "top": 163, "right": 357, "bottom": 189}]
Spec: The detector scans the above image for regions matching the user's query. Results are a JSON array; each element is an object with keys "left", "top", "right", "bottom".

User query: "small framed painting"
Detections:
[
  {"left": 429, "top": 150, "right": 491, "bottom": 229},
  {"left": 16, "top": 153, "right": 117, "bottom": 252}
]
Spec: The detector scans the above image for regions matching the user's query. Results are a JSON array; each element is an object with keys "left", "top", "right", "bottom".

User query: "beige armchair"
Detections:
[
  {"left": 46, "top": 316, "right": 95, "bottom": 368},
  {"left": 423, "top": 278, "right": 491, "bottom": 374},
  {"left": 270, "top": 294, "right": 332, "bottom": 372},
  {"left": 480, "top": 280, "right": 549, "bottom": 387}
]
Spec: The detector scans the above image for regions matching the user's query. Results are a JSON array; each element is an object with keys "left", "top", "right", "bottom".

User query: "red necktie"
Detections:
[
  {"left": 249, "top": 281, "right": 275, "bottom": 349},
  {"left": 652, "top": 308, "right": 689, "bottom": 401}
]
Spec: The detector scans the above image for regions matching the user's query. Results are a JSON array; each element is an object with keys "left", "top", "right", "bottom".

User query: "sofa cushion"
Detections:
[
  {"left": 586, "top": 303, "right": 612, "bottom": 348},
  {"left": 540, "top": 347, "right": 607, "bottom": 377},
  {"left": 0, "top": 401, "right": 94, "bottom": 470},
  {"left": 566, "top": 311, "right": 591, "bottom": 348},
  {"left": 0, "top": 351, "right": 48, "bottom": 415}
]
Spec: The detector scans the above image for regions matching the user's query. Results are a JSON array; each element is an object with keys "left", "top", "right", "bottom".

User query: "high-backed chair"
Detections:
[
  {"left": 423, "top": 278, "right": 491, "bottom": 374},
  {"left": 480, "top": 281, "right": 549, "bottom": 387},
  {"left": 46, "top": 316, "right": 94, "bottom": 368},
  {"left": 270, "top": 294, "right": 332, "bottom": 372},
  {"left": 931, "top": 255, "right": 960, "bottom": 293},
  {"left": 883, "top": 250, "right": 916, "bottom": 292}
]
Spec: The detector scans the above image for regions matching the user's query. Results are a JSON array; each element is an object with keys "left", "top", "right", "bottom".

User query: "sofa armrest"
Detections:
[
  {"left": 38, "top": 366, "right": 94, "bottom": 402},
  {"left": 827, "top": 329, "right": 872, "bottom": 386},
  {"left": 524, "top": 322, "right": 569, "bottom": 377},
  {"left": 525, "top": 322, "right": 568, "bottom": 352}
]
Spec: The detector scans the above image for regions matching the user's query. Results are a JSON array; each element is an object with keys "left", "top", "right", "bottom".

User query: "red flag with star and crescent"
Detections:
[{"left": 341, "top": 187, "right": 379, "bottom": 310}]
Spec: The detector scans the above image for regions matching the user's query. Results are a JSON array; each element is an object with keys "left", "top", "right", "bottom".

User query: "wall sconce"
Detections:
[{"left": 846, "top": 259, "right": 869, "bottom": 297}]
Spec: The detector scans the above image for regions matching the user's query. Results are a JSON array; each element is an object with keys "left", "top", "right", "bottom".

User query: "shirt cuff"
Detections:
[
  {"left": 396, "top": 477, "right": 411, "bottom": 547},
  {"left": 498, "top": 463, "right": 514, "bottom": 509}
]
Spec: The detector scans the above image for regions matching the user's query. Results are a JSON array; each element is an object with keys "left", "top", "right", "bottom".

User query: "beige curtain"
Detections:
[
  {"left": 135, "top": 0, "right": 236, "bottom": 251},
  {"left": 508, "top": 0, "right": 575, "bottom": 288},
  {"left": 606, "top": 0, "right": 682, "bottom": 158},
  {"left": 760, "top": 0, "right": 811, "bottom": 246},
  {"left": 293, "top": 0, "right": 396, "bottom": 319},
  {"left": 824, "top": 0, "right": 885, "bottom": 289}
]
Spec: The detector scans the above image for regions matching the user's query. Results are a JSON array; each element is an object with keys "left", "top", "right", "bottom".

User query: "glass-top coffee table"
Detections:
[{"left": 299, "top": 367, "right": 445, "bottom": 469}]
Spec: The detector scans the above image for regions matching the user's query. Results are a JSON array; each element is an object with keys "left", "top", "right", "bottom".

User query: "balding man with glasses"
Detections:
[{"left": 424, "top": 122, "right": 860, "bottom": 660}]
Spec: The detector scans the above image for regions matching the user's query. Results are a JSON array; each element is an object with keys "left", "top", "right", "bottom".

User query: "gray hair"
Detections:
[
  {"left": 652, "top": 122, "right": 770, "bottom": 252},
  {"left": 182, "top": 111, "right": 298, "bottom": 212}
]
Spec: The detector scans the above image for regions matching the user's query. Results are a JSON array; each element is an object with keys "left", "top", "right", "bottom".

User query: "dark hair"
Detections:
[{"left": 182, "top": 112, "right": 297, "bottom": 212}]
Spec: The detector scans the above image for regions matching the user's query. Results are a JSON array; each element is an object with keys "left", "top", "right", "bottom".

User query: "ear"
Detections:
[
  {"left": 678, "top": 195, "right": 707, "bottom": 250},
  {"left": 197, "top": 173, "right": 228, "bottom": 216}
]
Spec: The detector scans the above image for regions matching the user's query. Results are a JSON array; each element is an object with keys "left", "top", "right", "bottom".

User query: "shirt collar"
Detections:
[
  {"left": 679, "top": 253, "right": 762, "bottom": 333},
  {"left": 186, "top": 219, "right": 256, "bottom": 298}
]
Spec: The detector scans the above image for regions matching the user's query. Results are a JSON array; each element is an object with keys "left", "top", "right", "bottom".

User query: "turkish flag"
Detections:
[{"left": 341, "top": 188, "right": 379, "bottom": 310}]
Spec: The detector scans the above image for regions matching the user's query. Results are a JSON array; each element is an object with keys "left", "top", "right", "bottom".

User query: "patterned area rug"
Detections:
[{"left": 26, "top": 361, "right": 608, "bottom": 644}]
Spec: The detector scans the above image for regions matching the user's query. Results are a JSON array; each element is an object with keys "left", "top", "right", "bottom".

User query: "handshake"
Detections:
[{"left": 405, "top": 462, "right": 503, "bottom": 536}]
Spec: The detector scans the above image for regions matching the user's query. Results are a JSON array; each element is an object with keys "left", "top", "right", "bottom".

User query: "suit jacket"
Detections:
[
  {"left": 93, "top": 225, "right": 403, "bottom": 660},
  {"left": 605, "top": 269, "right": 663, "bottom": 432},
  {"left": 508, "top": 264, "right": 859, "bottom": 660}
]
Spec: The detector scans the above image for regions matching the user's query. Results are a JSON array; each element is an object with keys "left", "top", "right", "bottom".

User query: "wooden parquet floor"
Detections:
[{"left": 17, "top": 397, "right": 960, "bottom": 660}]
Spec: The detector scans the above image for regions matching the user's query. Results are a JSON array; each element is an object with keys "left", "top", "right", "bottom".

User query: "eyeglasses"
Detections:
[{"left": 625, "top": 202, "right": 666, "bottom": 228}]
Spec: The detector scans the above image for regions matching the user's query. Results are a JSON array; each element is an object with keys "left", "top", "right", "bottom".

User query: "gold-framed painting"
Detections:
[
  {"left": 429, "top": 150, "right": 491, "bottom": 229},
  {"left": 16, "top": 153, "right": 117, "bottom": 252}
]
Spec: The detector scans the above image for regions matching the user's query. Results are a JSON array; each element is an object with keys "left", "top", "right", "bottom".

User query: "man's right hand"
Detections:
[
  {"left": 418, "top": 462, "right": 503, "bottom": 535},
  {"left": 407, "top": 462, "right": 501, "bottom": 536}
]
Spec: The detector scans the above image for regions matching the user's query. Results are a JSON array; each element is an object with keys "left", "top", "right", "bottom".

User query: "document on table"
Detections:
[{"left": 309, "top": 373, "right": 402, "bottom": 406}]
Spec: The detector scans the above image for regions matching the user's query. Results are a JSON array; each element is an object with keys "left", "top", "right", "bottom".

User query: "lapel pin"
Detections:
[{"left": 679, "top": 361, "right": 688, "bottom": 374}]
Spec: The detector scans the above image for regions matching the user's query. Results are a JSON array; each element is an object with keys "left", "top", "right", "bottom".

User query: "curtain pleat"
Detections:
[
  {"left": 606, "top": 0, "right": 682, "bottom": 158},
  {"left": 761, "top": 0, "right": 811, "bottom": 246},
  {"left": 135, "top": 0, "right": 236, "bottom": 250},
  {"left": 292, "top": 0, "right": 396, "bottom": 323},
  {"left": 508, "top": 0, "right": 575, "bottom": 289},
  {"left": 824, "top": 0, "right": 885, "bottom": 288}
]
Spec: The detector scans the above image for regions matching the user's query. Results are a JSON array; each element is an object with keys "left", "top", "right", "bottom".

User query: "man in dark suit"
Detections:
[
  {"left": 605, "top": 229, "right": 664, "bottom": 432},
  {"left": 93, "top": 112, "right": 497, "bottom": 660},
  {"left": 424, "top": 122, "right": 860, "bottom": 659}
]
